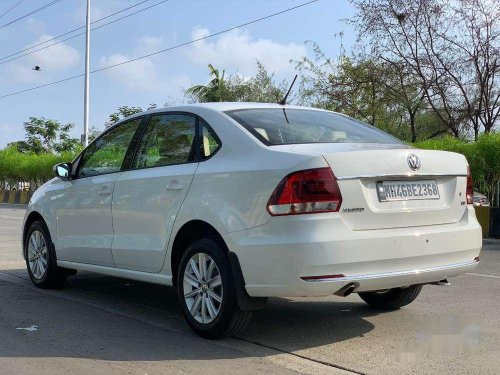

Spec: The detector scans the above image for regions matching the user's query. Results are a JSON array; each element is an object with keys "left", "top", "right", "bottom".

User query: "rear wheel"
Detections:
[
  {"left": 177, "top": 238, "right": 252, "bottom": 339},
  {"left": 25, "top": 220, "right": 68, "bottom": 289},
  {"left": 358, "top": 285, "right": 423, "bottom": 310}
]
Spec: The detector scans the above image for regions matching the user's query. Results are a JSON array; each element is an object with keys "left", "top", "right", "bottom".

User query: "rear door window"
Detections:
[{"left": 133, "top": 114, "right": 196, "bottom": 169}]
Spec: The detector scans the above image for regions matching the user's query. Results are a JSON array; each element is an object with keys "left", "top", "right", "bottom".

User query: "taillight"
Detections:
[
  {"left": 267, "top": 167, "right": 342, "bottom": 216},
  {"left": 466, "top": 166, "right": 473, "bottom": 205}
]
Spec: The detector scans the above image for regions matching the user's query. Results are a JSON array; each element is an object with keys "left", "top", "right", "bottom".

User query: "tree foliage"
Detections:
[
  {"left": 349, "top": 0, "right": 500, "bottom": 139},
  {"left": 186, "top": 62, "right": 288, "bottom": 103},
  {"left": 415, "top": 132, "right": 500, "bottom": 202},
  {"left": 8, "top": 117, "right": 80, "bottom": 154},
  {"left": 186, "top": 64, "right": 227, "bottom": 102},
  {"left": 105, "top": 104, "right": 157, "bottom": 128},
  {"left": 0, "top": 147, "right": 76, "bottom": 190},
  {"left": 296, "top": 44, "right": 443, "bottom": 141}
]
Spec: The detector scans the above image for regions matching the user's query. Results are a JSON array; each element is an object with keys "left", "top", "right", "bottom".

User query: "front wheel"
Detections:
[
  {"left": 25, "top": 220, "right": 68, "bottom": 289},
  {"left": 358, "top": 285, "right": 423, "bottom": 310},
  {"left": 177, "top": 238, "right": 252, "bottom": 339}
]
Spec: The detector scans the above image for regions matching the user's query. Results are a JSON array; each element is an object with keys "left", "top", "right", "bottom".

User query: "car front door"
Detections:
[
  {"left": 111, "top": 113, "right": 199, "bottom": 272},
  {"left": 53, "top": 118, "right": 143, "bottom": 266}
]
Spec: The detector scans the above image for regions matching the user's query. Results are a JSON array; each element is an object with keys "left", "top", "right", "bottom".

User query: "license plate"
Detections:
[{"left": 376, "top": 180, "right": 440, "bottom": 202}]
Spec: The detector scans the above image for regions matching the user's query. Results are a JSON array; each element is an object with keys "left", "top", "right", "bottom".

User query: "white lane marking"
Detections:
[
  {"left": 466, "top": 273, "right": 500, "bottom": 279},
  {"left": 16, "top": 325, "right": 38, "bottom": 332}
]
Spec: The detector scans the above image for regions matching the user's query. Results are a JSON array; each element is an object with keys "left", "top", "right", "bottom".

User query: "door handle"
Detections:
[
  {"left": 165, "top": 180, "right": 184, "bottom": 190},
  {"left": 98, "top": 186, "right": 112, "bottom": 196}
]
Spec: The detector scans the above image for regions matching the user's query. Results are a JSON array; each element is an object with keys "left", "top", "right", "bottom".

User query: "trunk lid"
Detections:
[{"left": 272, "top": 144, "right": 468, "bottom": 230}]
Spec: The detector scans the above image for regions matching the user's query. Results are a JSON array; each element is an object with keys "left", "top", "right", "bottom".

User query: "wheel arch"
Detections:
[
  {"left": 22, "top": 211, "right": 46, "bottom": 259},
  {"left": 169, "top": 219, "right": 268, "bottom": 311},
  {"left": 170, "top": 220, "right": 226, "bottom": 286}
]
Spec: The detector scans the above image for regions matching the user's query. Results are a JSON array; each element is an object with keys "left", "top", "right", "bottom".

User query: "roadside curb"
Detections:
[
  {"left": 0, "top": 190, "right": 32, "bottom": 205},
  {"left": 484, "top": 238, "right": 500, "bottom": 245}
]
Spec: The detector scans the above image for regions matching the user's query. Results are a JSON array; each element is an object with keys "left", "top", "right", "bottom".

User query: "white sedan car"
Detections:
[{"left": 23, "top": 103, "right": 482, "bottom": 338}]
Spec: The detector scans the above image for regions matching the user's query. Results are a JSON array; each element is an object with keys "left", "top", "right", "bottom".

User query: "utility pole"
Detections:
[{"left": 83, "top": 0, "right": 90, "bottom": 146}]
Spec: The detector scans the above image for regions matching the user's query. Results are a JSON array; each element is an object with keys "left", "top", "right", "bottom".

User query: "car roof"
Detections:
[
  {"left": 147, "top": 102, "right": 322, "bottom": 112},
  {"left": 117, "top": 102, "right": 332, "bottom": 124}
]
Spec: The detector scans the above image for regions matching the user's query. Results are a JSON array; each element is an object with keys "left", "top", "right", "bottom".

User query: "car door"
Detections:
[
  {"left": 54, "top": 118, "right": 143, "bottom": 266},
  {"left": 111, "top": 113, "right": 200, "bottom": 272}
]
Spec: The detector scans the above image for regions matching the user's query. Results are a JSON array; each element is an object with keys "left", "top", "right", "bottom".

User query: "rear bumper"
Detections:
[
  {"left": 301, "top": 259, "right": 478, "bottom": 293},
  {"left": 224, "top": 207, "right": 482, "bottom": 297}
]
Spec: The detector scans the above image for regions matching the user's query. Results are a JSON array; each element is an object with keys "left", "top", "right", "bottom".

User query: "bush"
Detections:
[
  {"left": 0, "top": 148, "right": 76, "bottom": 190},
  {"left": 414, "top": 133, "right": 500, "bottom": 204}
]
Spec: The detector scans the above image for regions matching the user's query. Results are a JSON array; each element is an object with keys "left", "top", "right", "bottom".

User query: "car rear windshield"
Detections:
[{"left": 225, "top": 108, "right": 403, "bottom": 145}]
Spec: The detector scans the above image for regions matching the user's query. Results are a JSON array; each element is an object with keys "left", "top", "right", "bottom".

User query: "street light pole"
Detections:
[{"left": 83, "top": 0, "right": 90, "bottom": 147}]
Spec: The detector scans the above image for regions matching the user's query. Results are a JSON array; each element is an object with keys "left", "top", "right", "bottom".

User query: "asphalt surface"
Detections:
[{"left": 0, "top": 204, "right": 498, "bottom": 375}]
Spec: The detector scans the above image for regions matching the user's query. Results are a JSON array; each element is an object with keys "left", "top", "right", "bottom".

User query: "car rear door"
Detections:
[
  {"left": 54, "top": 118, "right": 143, "bottom": 266},
  {"left": 111, "top": 113, "right": 199, "bottom": 273}
]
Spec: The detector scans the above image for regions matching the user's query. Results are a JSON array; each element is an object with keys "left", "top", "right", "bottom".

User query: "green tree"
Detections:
[
  {"left": 8, "top": 117, "right": 80, "bottom": 154},
  {"left": 88, "top": 126, "right": 102, "bottom": 143},
  {"left": 186, "top": 64, "right": 227, "bottom": 102},
  {"left": 415, "top": 132, "right": 500, "bottom": 203},
  {"left": 186, "top": 62, "right": 287, "bottom": 103},
  {"left": 349, "top": 0, "right": 500, "bottom": 138},
  {"left": 106, "top": 106, "right": 143, "bottom": 128},
  {"left": 226, "top": 62, "right": 287, "bottom": 102},
  {"left": 105, "top": 104, "right": 157, "bottom": 128},
  {"left": 295, "top": 44, "right": 451, "bottom": 142}
]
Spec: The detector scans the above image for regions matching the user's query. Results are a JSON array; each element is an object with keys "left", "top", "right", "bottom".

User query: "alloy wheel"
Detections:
[
  {"left": 183, "top": 252, "right": 223, "bottom": 324},
  {"left": 27, "top": 230, "right": 48, "bottom": 280}
]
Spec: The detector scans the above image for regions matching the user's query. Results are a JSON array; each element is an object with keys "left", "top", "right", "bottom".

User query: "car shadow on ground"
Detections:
[{"left": 0, "top": 269, "right": 384, "bottom": 363}]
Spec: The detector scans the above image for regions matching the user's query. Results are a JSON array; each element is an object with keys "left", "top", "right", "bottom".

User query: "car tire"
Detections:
[
  {"left": 358, "top": 285, "right": 423, "bottom": 310},
  {"left": 177, "top": 238, "right": 252, "bottom": 339},
  {"left": 25, "top": 220, "right": 68, "bottom": 289}
]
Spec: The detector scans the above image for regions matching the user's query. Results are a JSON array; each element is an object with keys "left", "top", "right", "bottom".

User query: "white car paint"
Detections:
[
  {"left": 111, "top": 163, "right": 198, "bottom": 273},
  {"left": 23, "top": 102, "right": 482, "bottom": 298},
  {"left": 40, "top": 173, "right": 118, "bottom": 267}
]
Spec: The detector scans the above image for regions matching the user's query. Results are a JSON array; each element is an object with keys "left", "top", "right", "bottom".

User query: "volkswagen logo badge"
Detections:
[{"left": 407, "top": 154, "right": 421, "bottom": 171}]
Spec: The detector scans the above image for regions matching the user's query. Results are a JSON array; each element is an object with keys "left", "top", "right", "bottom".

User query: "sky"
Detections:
[{"left": 0, "top": 0, "right": 356, "bottom": 148}]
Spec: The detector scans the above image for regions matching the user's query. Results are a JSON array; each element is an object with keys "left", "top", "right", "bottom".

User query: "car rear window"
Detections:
[{"left": 225, "top": 108, "right": 403, "bottom": 145}]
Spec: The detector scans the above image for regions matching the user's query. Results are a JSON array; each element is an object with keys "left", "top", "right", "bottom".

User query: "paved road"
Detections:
[{"left": 0, "top": 204, "right": 498, "bottom": 375}]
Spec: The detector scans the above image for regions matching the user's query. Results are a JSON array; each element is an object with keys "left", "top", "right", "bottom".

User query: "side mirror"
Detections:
[{"left": 53, "top": 162, "right": 72, "bottom": 180}]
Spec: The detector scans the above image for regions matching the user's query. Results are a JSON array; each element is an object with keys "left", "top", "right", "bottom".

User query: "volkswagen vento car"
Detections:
[{"left": 23, "top": 103, "right": 482, "bottom": 338}]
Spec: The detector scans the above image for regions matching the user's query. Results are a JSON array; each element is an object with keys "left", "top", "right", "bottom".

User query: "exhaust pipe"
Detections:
[
  {"left": 334, "top": 282, "right": 359, "bottom": 297},
  {"left": 431, "top": 279, "right": 450, "bottom": 286}
]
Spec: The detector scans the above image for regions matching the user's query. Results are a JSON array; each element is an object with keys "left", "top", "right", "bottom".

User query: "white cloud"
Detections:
[
  {"left": 26, "top": 34, "right": 80, "bottom": 71},
  {"left": 99, "top": 53, "right": 159, "bottom": 91},
  {"left": 187, "top": 27, "right": 306, "bottom": 76},
  {"left": 135, "top": 36, "right": 163, "bottom": 55},
  {"left": 98, "top": 35, "right": 161, "bottom": 91},
  {"left": 26, "top": 18, "right": 46, "bottom": 35},
  {"left": 0, "top": 34, "right": 79, "bottom": 85},
  {"left": 98, "top": 36, "right": 190, "bottom": 95},
  {"left": 3, "top": 64, "right": 45, "bottom": 84}
]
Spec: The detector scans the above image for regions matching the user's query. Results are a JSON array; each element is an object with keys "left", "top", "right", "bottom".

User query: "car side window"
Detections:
[
  {"left": 77, "top": 118, "right": 142, "bottom": 178},
  {"left": 133, "top": 114, "right": 196, "bottom": 169},
  {"left": 199, "top": 119, "right": 221, "bottom": 159}
]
